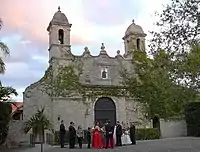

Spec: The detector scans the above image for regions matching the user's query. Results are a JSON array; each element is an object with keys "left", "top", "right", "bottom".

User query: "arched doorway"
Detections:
[{"left": 94, "top": 97, "right": 116, "bottom": 126}]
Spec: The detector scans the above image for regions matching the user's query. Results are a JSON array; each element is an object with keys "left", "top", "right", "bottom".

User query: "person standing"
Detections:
[
  {"left": 92, "top": 122, "right": 103, "bottom": 149},
  {"left": 68, "top": 122, "right": 76, "bottom": 149},
  {"left": 121, "top": 128, "right": 132, "bottom": 145},
  {"left": 76, "top": 125, "right": 84, "bottom": 148},
  {"left": 116, "top": 121, "right": 122, "bottom": 146},
  {"left": 86, "top": 127, "right": 92, "bottom": 148},
  {"left": 59, "top": 120, "right": 66, "bottom": 148},
  {"left": 105, "top": 120, "right": 114, "bottom": 149},
  {"left": 129, "top": 123, "right": 136, "bottom": 145}
]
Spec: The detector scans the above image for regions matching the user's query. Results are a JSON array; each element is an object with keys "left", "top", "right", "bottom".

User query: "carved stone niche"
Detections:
[{"left": 85, "top": 74, "right": 90, "bottom": 83}]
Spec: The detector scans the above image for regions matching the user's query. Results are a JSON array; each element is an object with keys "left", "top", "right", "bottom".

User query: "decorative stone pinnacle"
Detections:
[
  {"left": 101, "top": 43, "right": 105, "bottom": 50},
  {"left": 132, "top": 19, "right": 135, "bottom": 23},
  {"left": 83, "top": 46, "right": 90, "bottom": 56},
  {"left": 117, "top": 50, "right": 120, "bottom": 55},
  {"left": 84, "top": 46, "right": 88, "bottom": 50},
  {"left": 58, "top": 6, "right": 61, "bottom": 12},
  {"left": 84, "top": 47, "right": 89, "bottom": 52}
]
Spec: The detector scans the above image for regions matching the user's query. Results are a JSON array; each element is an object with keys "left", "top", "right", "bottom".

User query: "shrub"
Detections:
[
  {"left": 0, "top": 102, "right": 12, "bottom": 145},
  {"left": 53, "top": 128, "right": 159, "bottom": 145},
  {"left": 136, "top": 128, "right": 160, "bottom": 140},
  {"left": 185, "top": 102, "right": 200, "bottom": 136}
]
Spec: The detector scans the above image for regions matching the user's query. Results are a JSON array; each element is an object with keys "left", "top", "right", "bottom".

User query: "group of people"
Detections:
[
  {"left": 59, "top": 120, "right": 136, "bottom": 149},
  {"left": 92, "top": 120, "right": 136, "bottom": 149}
]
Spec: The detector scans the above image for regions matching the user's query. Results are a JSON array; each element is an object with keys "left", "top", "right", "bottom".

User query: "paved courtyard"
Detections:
[{"left": 7, "top": 137, "right": 200, "bottom": 152}]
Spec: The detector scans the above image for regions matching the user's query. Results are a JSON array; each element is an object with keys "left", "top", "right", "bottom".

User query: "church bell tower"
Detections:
[
  {"left": 122, "top": 19, "right": 146, "bottom": 58},
  {"left": 47, "top": 6, "right": 72, "bottom": 61}
]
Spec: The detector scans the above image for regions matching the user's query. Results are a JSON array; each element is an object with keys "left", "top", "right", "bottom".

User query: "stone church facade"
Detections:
[{"left": 23, "top": 7, "right": 147, "bottom": 130}]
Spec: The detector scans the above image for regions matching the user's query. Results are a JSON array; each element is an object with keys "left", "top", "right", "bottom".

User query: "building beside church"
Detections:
[{"left": 23, "top": 7, "right": 147, "bottom": 130}]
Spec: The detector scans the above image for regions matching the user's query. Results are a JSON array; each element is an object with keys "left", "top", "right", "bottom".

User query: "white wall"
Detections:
[{"left": 160, "top": 119, "right": 187, "bottom": 138}]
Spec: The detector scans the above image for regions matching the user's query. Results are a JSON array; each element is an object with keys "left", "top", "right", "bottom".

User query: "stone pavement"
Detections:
[{"left": 6, "top": 137, "right": 200, "bottom": 152}]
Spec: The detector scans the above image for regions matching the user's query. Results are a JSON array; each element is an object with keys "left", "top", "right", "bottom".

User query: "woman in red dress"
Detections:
[{"left": 92, "top": 122, "right": 103, "bottom": 149}]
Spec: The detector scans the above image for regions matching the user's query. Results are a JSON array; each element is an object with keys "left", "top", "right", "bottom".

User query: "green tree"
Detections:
[
  {"left": 124, "top": 0, "right": 200, "bottom": 119},
  {"left": 150, "top": 0, "right": 200, "bottom": 92},
  {"left": 24, "top": 107, "right": 53, "bottom": 152},
  {"left": 0, "top": 102, "right": 12, "bottom": 145},
  {"left": 0, "top": 18, "right": 9, "bottom": 74},
  {"left": 0, "top": 82, "right": 18, "bottom": 102},
  {"left": 122, "top": 49, "right": 195, "bottom": 119},
  {"left": 150, "top": 0, "right": 200, "bottom": 53},
  {"left": 0, "top": 83, "right": 17, "bottom": 145},
  {"left": 0, "top": 18, "right": 18, "bottom": 146},
  {"left": 173, "top": 44, "right": 200, "bottom": 91}
]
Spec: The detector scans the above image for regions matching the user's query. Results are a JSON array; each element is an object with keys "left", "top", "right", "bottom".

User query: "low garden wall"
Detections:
[{"left": 160, "top": 119, "right": 187, "bottom": 138}]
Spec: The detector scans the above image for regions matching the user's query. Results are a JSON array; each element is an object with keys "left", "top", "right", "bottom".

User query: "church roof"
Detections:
[
  {"left": 47, "top": 7, "right": 70, "bottom": 31},
  {"left": 125, "top": 19, "right": 144, "bottom": 35}
]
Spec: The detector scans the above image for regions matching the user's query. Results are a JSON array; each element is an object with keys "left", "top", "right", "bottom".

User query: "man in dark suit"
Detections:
[
  {"left": 116, "top": 121, "right": 122, "bottom": 146},
  {"left": 68, "top": 122, "right": 76, "bottom": 148},
  {"left": 129, "top": 122, "right": 136, "bottom": 145},
  {"left": 59, "top": 120, "right": 66, "bottom": 148},
  {"left": 105, "top": 120, "right": 114, "bottom": 149}
]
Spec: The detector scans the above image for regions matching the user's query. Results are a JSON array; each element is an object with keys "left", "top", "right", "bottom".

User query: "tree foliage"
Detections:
[
  {"left": 0, "top": 18, "right": 18, "bottom": 146},
  {"left": 0, "top": 102, "right": 12, "bottom": 145},
  {"left": 150, "top": 0, "right": 200, "bottom": 53},
  {"left": 24, "top": 107, "right": 53, "bottom": 142},
  {"left": 0, "top": 82, "right": 18, "bottom": 102},
  {"left": 0, "top": 18, "right": 10, "bottom": 74},
  {"left": 0, "top": 83, "right": 17, "bottom": 145},
  {"left": 122, "top": 49, "right": 196, "bottom": 119},
  {"left": 150, "top": 0, "right": 200, "bottom": 91},
  {"left": 173, "top": 44, "right": 200, "bottom": 90},
  {"left": 122, "top": 0, "right": 200, "bottom": 119}
]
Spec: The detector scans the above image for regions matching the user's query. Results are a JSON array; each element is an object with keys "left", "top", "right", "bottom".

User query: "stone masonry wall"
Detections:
[
  {"left": 23, "top": 82, "right": 53, "bottom": 122},
  {"left": 4, "top": 120, "right": 26, "bottom": 148}
]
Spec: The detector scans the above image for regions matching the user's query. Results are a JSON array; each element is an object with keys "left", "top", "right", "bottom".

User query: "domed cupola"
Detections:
[
  {"left": 124, "top": 19, "right": 146, "bottom": 37},
  {"left": 122, "top": 19, "right": 146, "bottom": 58},
  {"left": 47, "top": 6, "right": 71, "bottom": 31}
]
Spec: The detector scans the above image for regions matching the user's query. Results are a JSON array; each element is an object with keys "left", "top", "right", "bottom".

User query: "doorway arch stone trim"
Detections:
[{"left": 92, "top": 97, "right": 118, "bottom": 125}]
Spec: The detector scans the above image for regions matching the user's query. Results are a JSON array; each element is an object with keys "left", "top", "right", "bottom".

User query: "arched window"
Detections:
[
  {"left": 136, "top": 38, "right": 140, "bottom": 50},
  {"left": 101, "top": 69, "right": 108, "bottom": 79},
  {"left": 58, "top": 29, "right": 64, "bottom": 44}
]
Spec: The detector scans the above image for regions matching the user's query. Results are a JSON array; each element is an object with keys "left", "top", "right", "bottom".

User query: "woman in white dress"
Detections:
[
  {"left": 113, "top": 125, "right": 117, "bottom": 145},
  {"left": 121, "top": 130, "right": 132, "bottom": 145}
]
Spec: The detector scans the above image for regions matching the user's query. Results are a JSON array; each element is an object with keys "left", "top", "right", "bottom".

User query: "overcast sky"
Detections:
[{"left": 0, "top": 0, "right": 169, "bottom": 101}]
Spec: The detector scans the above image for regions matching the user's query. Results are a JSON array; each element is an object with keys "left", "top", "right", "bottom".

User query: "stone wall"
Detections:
[
  {"left": 4, "top": 120, "right": 26, "bottom": 148},
  {"left": 52, "top": 96, "right": 137, "bottom": 130},
  {"left": 23, "top": 82, "right": 53, "bottom": 123},
  {"left": 160, "top": 119, "right": 187, "bottom": 138}
]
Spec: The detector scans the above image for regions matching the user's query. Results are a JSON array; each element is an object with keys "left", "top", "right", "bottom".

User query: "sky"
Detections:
[{"left": 0, "top": 0, "right": 169, "bottom": 102}]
